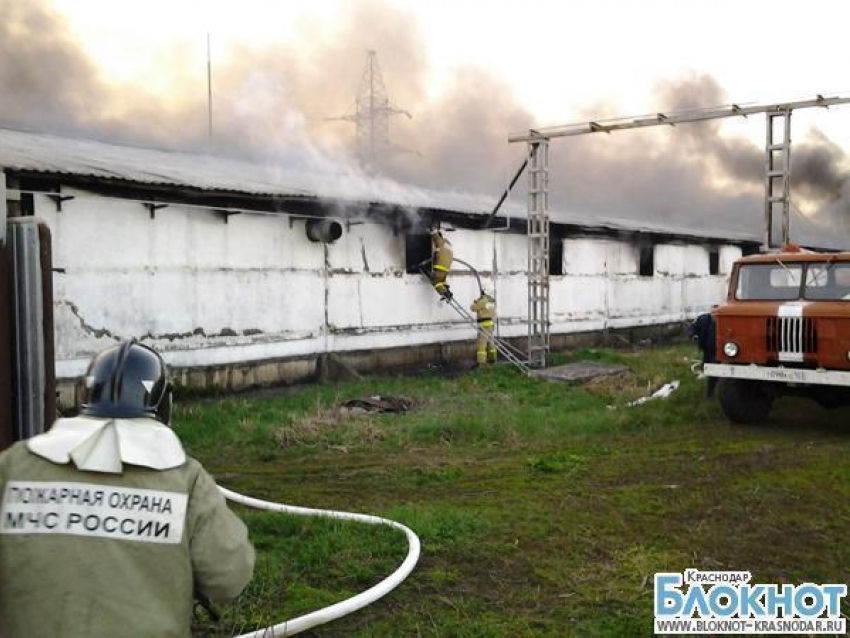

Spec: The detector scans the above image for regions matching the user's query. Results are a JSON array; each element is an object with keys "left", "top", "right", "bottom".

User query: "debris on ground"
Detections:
[
  {"left": 340, "top": 395, "right": 415, "bottom": 414},
  {"left": 687, "top": 357, "right": 705, "bottom": 378},
  {"left": 625, "top": 380, "right": 680, "bottom": 407}
]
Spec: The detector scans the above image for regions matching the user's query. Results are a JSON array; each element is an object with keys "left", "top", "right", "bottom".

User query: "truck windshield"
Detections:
[
  {"left": 736, "top": 263, "right": 803, "bottom": 300},
  {"left": 804, "top": 262, "right": 850, "bottom": 300}
]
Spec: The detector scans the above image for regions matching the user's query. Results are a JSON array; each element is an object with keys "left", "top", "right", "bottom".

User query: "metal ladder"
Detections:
[
  {"left": 527, "top": 140, "right": 550, "bottom": 368},
  {"left": 764, "top": 109, "right": 792, "bottom": 249},
  {"left": 442, "top": 296, "right": 530, "bottom": 374}
]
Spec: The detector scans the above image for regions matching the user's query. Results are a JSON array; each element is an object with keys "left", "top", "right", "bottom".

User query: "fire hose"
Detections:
[{"left": 218, "top": 487, "right": 421, "bottom": 637}]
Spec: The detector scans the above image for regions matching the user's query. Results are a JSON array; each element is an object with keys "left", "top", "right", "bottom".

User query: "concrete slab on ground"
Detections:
[{"left": 532, "top": 361, "right": 630, "bottom": 385}]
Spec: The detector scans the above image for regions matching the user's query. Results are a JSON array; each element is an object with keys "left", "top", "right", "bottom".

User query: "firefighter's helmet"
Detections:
[{"left": 80, "top": 340, "right": 172, "bottom": 425}]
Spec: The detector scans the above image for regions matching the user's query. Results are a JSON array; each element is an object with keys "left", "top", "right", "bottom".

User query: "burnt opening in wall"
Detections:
[
  {"left": 639, "top": 245, "right": 655, "bottom": 277},
  {"left": 405, "top": 233, "right": 432, "bottom": 275},
  {"left": 709, "top": 248, "right": 720, "bottom": 275},
  {"left": 549, "top": 234, "right": 564, "bottom": 276},
  {"left": 19, "top": 193, "right": 34, "bottom": 216},
  {"left": 16, "top": 177, "right": 55, "bottom": 217}
]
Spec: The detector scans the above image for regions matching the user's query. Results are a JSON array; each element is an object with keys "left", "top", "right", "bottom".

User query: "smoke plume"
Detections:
[
  {"left": 0, "top": 0, "right": 106, "bottom": 134},
  {"left": 0, "top": 0, "right": 848, "bottom": 245}
]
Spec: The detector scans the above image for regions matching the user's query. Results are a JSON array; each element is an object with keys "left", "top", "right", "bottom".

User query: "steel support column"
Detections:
[
  {"left": 8, "top": 218, "right": 46, "bottom": 440},
  {"left": 527, "top": 140, "right": 550, "bottom": 368},
  {"left": 0, "top": 170, "right": 12, "bottom": 450},
  {"left": 764, "top": 109, "right": 792, "bottom": 249}
]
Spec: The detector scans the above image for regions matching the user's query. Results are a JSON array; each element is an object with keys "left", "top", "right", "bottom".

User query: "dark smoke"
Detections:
[
  {"left": 387, "top": 66, "right": 534, "bottom": 196},
  {"left": 794, "top": 131, "right": 848, "bottom": 202},
  {"left": 652, "top": 73, "right": 849, "bottom": 206},
  {"left": 0, "top": 1, "right": 847, "bottom": 245},
  {"left": 0, "top": 0, "right": 106, "bottom": 134},
  {"left": 535, "top": 73, "right": 850, "bottom": 243}
]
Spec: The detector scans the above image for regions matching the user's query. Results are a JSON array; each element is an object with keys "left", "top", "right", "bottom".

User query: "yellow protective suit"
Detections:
[
  {"left": 431, "top": 231, "right": 453, "bottom": 297},
  {"left": 470, "top": 293, "right": 497, "bottom": 364}
]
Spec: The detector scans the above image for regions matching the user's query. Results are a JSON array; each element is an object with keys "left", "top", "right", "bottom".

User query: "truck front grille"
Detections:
[{"left": 766, "top": 316, "right": 817, "bottom": 362}]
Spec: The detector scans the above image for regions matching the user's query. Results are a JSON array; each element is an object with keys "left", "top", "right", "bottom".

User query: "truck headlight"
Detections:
[{"left": 723, "top": 341, "right": 739, "bottom": 358}]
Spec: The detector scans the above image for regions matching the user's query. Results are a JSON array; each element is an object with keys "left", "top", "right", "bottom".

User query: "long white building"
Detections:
[{"left": 0, "top": 128, "right": 758, "bottom": 404}]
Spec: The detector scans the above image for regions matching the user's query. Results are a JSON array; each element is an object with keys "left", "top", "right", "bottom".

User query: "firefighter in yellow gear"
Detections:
[
  {"left": 470, "top": 292, "right": 497, "bottom": 364},
  {"left": 431, "top": 230, "right": 453, "bottom": 300}
]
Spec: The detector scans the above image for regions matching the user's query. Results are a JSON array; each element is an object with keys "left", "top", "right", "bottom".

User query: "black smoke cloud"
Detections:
[
  {"left": 0, "top": 0, "right": 847, "bottom": 245},
  {"left": 532, "top": 73, "right": 850, "bottom": 243}
]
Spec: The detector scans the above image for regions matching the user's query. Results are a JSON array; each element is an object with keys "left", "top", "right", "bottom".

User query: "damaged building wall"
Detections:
[{"left": 31, "top": 187, "right": 740, "bottom": 400}]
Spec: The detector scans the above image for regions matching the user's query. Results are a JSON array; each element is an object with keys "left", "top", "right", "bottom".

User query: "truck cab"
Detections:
[{"left": 704, "top": 247, "right": 850, "bottom": 423}]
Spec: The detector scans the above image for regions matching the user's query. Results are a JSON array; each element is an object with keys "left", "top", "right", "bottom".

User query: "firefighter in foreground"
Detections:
[
  {"left": 471, "top": 291, "right": 498, "bottom": 365},
  {"left": 431, "top": 229, "right": 453, "bottom": 300},
  {"left": 0, "top": 340, "right": 255, "bottom": 638}
]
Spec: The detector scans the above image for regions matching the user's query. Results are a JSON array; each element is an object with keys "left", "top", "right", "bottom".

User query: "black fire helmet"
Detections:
[{"left": 79, "top": 339, "right": 172, "bottom": 425}]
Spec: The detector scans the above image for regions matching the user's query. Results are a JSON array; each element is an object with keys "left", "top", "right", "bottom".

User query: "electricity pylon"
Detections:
[{"left": 327, "top": 50, "right": 414, "bottom": 166}]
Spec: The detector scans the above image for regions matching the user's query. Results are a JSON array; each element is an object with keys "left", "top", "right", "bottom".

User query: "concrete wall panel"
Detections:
[{"left": 564, "top": 238, "right": 609, "bottom": 276}]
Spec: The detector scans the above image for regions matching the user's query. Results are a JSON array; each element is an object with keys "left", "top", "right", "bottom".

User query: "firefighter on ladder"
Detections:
[
  {"left": 471, "top": 291, "right": 497, "bottom": 365},
  {"left": 430, "top": 229, "right": 453, "bottom": 300}
]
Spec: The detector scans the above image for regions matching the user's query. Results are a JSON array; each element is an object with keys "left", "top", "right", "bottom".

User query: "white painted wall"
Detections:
[
  {"left": 554, "top": 238, "right": 739, "bottom": 333},
  {"left": 37, "top": 189, "right": 741, "bottom": 379}
]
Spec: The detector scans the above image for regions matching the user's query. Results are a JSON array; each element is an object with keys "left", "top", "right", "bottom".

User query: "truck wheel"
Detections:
[{"left": 717, "top": 379, "right": 772, "bottom": 424}]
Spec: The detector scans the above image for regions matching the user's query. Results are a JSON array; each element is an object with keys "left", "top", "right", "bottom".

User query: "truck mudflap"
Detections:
[{"left": 704, "top": 363, "right": 850, "bottom": 387}]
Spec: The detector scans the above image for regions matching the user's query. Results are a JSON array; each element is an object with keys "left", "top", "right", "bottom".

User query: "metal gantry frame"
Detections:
[{"left": 507, "top": 94, "right": 850, "bottom": 368}]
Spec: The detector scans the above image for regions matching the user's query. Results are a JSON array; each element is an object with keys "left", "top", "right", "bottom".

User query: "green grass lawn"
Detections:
[{"left": 180, "top": 343, "right": 850, "bottom": 637}]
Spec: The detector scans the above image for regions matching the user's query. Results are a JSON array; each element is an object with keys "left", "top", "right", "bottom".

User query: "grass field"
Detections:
[{"left": 180, "top": 343, "right": 850, "bottom": 637}]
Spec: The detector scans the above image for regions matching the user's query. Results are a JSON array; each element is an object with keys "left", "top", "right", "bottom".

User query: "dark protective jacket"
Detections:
[
  {"left": 0, "top": 440, "right": 255, "bottom": 638},
  {"left": 689, "top": 312, "right": 718, "bottom": 397},
  {"left": 689, "top": 312, "right": 716, "bottom": 364}
]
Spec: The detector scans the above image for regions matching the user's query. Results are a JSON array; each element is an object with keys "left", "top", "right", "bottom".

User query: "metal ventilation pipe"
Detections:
[
  {"left": 305, "top": 219, "right": 343, "bottom": 243},
  {"left": 8, "top": 217, "right": 52, "bottom": 441},
  {"left": 0, "top": 170, "right": 6, "bottom": 247},
  {"left": 0, "top": 171, "right": 12, "bottom": 450}
]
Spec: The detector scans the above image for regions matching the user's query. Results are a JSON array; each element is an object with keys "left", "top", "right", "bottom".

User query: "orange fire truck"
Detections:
[{"left": 704, "top": 246, "right": 850, "bottom": 423}]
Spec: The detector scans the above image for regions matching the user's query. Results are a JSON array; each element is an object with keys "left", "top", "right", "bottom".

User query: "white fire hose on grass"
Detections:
[{"left": 219, "top": 487, "right": 421, "bottom": 637}]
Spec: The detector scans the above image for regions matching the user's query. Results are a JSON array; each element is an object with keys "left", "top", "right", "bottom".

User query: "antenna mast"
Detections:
[{"left": 206, "top": 33, "right": 213, "bottom": 140}]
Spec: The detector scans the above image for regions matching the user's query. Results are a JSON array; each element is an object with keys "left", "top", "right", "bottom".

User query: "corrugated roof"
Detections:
[
  {"left": 0, "top": 126, "right": 765, "bottom": 244},
  {"left": 549, "top": 210, "right": 761, "bottom": 243},
  {"left": 0, "top": 126, "right": 498, "bottom": 214}
]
